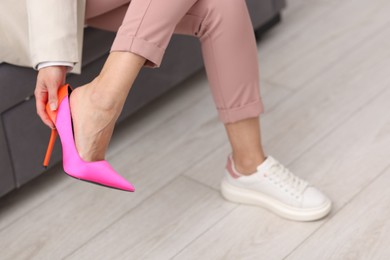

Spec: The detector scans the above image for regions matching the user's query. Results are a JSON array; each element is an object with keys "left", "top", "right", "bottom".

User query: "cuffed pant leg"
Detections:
[{"left": 110, "top": 0, "right": 198, "bottom": 67}]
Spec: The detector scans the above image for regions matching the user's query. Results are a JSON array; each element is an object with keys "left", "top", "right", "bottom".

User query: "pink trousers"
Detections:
[{"left": 85, "top": 0, "right": 263, "bottom": 123}]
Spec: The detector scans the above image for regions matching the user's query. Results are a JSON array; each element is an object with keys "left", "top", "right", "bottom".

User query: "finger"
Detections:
[
  {"left": 36, "top": 99, "right": 54, "bottom": 129},
  {"left": 35, "top": 88, "right": 54, "bottom": 129},
  {"left": 46, "top": 81, "right": 60, "bottom": 111}
]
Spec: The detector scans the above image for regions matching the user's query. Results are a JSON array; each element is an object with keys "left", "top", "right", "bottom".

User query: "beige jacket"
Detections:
[{"left": 0, "top": 0, "right": 86, "bottom": 73}]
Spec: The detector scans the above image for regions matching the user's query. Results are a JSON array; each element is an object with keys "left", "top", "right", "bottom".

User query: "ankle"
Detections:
[
  {"left": 232, "top": 154, "right": 265, "bottom": 176},
  {"left": 85, "top": 79, "right": 122, "bottom": 113}
]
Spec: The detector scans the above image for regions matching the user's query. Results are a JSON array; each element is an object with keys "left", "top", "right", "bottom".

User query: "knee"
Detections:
[{"left": 199, "top": 0, "right": 250, "bottom": 36}]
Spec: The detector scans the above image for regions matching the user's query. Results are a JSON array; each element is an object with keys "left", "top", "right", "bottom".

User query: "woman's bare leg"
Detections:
[
  {"left": 224, "top": 117, "right": 266, "bottom": 175},
  {"left": 70, "top": 52, "right": 146, "bottom": 161}
]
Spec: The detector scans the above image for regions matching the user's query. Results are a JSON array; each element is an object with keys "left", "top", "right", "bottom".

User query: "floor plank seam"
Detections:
[
  {"left": 282, "top": 163, "right": 390, "bottom": 259},
  {"left": 169, "top": 204, "right": 239, "bottom": 260},
  {"left": 182, "top": 174, "right": 221, "bottom": 193},
  {"left": 263, "top": 77, "right": 298, "bottom": 91},
  {"left": 179, "top": 144, "right": 228, "bottom": 192},
  {"left": 174, "top": 137, "right": 227, "bottom": 181},
  {"left": 262, "top": 78, "right": 294, "bottom": 92}
]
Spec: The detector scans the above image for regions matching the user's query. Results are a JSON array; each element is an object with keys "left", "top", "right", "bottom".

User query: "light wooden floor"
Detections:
[{"left": 1, "top": 0, "right": 390, "bottom": 259}]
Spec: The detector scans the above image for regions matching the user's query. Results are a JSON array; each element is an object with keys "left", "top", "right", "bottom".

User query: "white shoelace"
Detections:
[{"left": 267, "top": 163, "right": 309, "bottom": 197}]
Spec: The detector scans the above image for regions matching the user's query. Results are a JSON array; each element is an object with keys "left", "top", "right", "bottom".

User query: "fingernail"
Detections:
[{"left": 50, "top": 103, "right": 57, "bottom": 111}]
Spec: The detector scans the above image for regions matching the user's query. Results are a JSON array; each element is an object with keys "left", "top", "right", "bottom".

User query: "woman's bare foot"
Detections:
[
  {"left": 68, "top": 52, "right": 146, "bottom": 162},
  {"left": 69, "top": 81, "right": 120, "bottom": 162}
]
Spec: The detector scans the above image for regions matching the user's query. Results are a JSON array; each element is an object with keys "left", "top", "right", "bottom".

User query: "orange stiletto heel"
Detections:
[
  {"left": 42, "top": 85, "right": 68, "bottom": 168},
  {"left": 43, "top": 129, "right": 58, "bottom": 168}
]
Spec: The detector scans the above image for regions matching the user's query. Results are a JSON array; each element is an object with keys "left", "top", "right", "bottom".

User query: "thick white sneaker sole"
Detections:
[{"left": 221, "top": 175, "right": 332, "bottom": 222}]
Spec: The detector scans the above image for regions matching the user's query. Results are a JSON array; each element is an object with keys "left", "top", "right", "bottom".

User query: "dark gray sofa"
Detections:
[{"left": 0, "top": 0, "right": 285, "bottom": 197}]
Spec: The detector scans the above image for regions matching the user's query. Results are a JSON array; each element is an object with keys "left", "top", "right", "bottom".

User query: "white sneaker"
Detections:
[{"left": 220, "top": 154, "right": 332, "bottom": 221}]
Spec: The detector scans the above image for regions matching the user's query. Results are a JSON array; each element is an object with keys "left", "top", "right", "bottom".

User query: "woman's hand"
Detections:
[{"left": 34, "top": 66, "right": 67, "bottom": 129}]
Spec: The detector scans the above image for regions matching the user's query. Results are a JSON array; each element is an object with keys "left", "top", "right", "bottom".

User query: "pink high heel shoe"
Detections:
[{"left": 43, "top": 84, "right": 135, "bottom": 192}]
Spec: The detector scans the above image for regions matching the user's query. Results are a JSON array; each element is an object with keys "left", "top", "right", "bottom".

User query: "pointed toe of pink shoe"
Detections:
[
  {"left": 64, "top": 160, "right": 135, "bottom": 192},
  {"left": 97, "top": 167, "right": 135, "bottom": 192}
]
